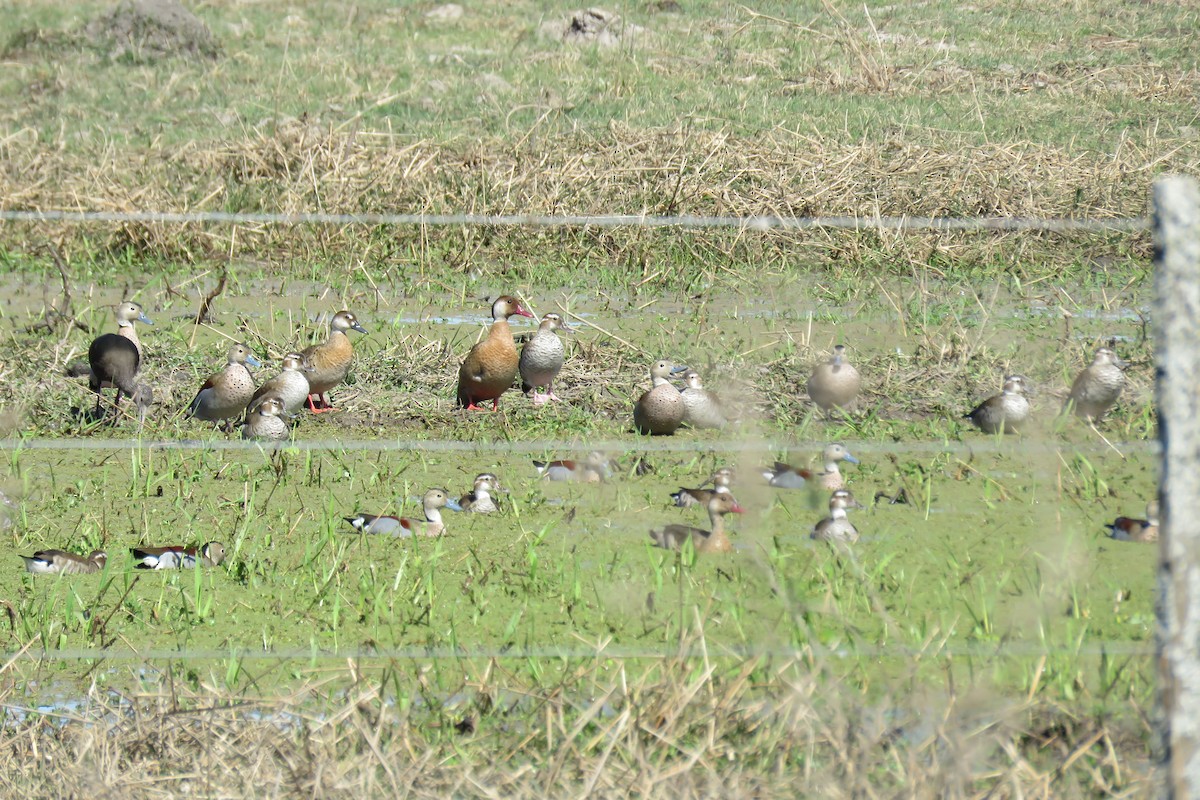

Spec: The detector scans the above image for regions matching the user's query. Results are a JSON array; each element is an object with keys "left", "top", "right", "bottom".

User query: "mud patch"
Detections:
[{"left": 85, "top": 0, "right": 219, "bottom": 62}]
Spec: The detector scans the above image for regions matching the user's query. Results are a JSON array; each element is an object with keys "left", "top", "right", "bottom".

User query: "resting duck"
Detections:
[
  {"left": 87, "top": 300, "right": 153, "bottom": 420},
  {"left": 807, "top": 344, "right": 862, "bottom": 411},
  {"left": 344, "top": 488, "right": 463, "bottom": 537},
  {"left": 763, "top": 443, "right": 860, "bottom": 490},
  {"left": 1065, "top": 347, "right": 1126, "bottom": 422},
  {"left": 520, "top": 312, "right": 574, "bottom": 405},
  {"left": 966, "top": 374, "right": 1030, "bottom": 434},
  {"left": 132, "top": 542, "right": 226, "bottom": 569},
  {"left": 248, "top": 352, "right": 311, "bottom": 416},
  {"left": 457, "top": 296, "right": 535, "bottom": 410},
  {"left": 811, "top": 489, "right": 862, "bottom": 543},
  {"left": 241, "top": 396, "right": 290, "bottom": 441},
  {"left": 534, "top": 451, "right": 613, "bottom": 483},
  {"left": 680, "top": 370, "right": 727, "bottom": 429},
  {"left": 459, "top": 473, "right": 502, "bottom": 513},
  {"left": 649, "top": 492, "right": 745, "bottom": 554},
  {"left": 21, "top": 549, "right": 107, "bottom": 575},
  {"left": 634, "top": 359, "right": 688, "bottom": 435},
  {"left": 301, "top": 311, "right": 368, "bottom": 413},
  {"left": 1108, "top": 500, "right": 1159, "bottom": 542},
  {"left": 188, "top": 342, "right": 262, "bottom": 427},
  {"left": 671, "top": 467, "right": 734, "bottom": 508}
]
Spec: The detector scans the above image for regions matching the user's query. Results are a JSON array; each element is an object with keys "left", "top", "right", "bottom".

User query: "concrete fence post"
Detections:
[{"left": 1155, "top": 174, "right": 1200, "bottom": 797}]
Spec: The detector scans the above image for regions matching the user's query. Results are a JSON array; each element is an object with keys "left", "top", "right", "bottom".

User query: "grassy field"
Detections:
[{"left": 0, "top": 0, "right": 1194, "bottom": 796}]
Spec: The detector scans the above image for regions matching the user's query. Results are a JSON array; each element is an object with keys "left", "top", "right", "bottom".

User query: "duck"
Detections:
[
  {"left": 344, "top": 488, "right": 463, "bottom": 537},
  {"left": 301, "top": 311, "right": 368, "bottom": 413},
  {"left": 671, "top": 467, "right": 734, "bottom": 508},
  {"left": 520, "top": 312, "right": 574, "bottom": 405},
  {"left": 87, "top": 300, "right": 153, "bottom": 419},
  {"left": 241, "top": 396, "right": 290, "bottom": 441},
  {"left": 965, "top": 375, "right": 1031, "bottom": 434},
  {"left": 457, "top": 296, "right": 535, "bottom": 410},
  {"left": 807, "top": 344, "right": 862, "bottom": 411},
  {"left": 811, "top": 489, "right": 861, "bottom": 543},
  {"left": 649, "top": 492, "right": 745, "bottom": 554},
  {"left": 20, "top": 549, "right": 107, "bottom": 575},
  {"left": 247, "top": 352, "right": 311, "bottom": 416},
  {"left": 459, "top": 473, "right": 502, "bottom": 513},
  {"left": 680, "top": 370, "right": 727, "bottom": 429},
  {"left": 633, "top": 359, "right": 688, "bottom": 435},
  {"left": 188, "top": 342, "right": 262, "bottom": 428},
  {"left": 763, "top": 443, "right": 860, "bottom": 490},
  {"left": 131, "top": 542, "right": 226, "bottom": 569},
  {"left": 1108, "top": 499, "right": 1159, "bottom": 542},
  {"left": 1065, "top": 347, "right": 1126, "bottom": 422},
  {"left": 534, "top": 451, "right": 612, "bottom": 483}
]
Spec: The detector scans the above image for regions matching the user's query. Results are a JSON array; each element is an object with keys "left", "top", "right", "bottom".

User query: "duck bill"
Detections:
[
  {"left": 445, "top": 499, "right": 464, "bottom": 512},
  {"left": 843, "top": 453, "right": 860, "bottom": 465}
]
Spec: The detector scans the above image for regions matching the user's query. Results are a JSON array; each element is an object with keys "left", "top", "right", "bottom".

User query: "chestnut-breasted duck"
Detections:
[
  {"left": 301, "top": 311, "right": 368, "bottom": 413},
  {"left": 457, "top": 296, "right": 535, "bottom": 411}
]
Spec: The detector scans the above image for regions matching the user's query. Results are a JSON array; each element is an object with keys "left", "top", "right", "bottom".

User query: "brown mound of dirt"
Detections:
[{"left": 85, "top": 0, "right": 219, "bottom": 62}]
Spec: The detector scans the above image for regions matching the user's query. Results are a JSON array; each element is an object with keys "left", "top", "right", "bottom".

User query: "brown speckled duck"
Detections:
[
  {"left": 966, "top": 375, "right": 1031, "bottom": 434},
  {"left": 807, "top": 344, "right": 861, "bottom": 411},
  {"left": 21, "top": 549, "right": 107, "bottom": 575},
  {"left": 301, "top": 311, "right": 368, "bottom": 413},
  {"left": 188, "top": 342, "right": 262, "bottom": 428},
  {"left": 457, "top": 296, "right": 535, "bottom": 410},
  {"left": 520, "top": 312, "right": 574, "bottom": 405},
  {"left": 248, "top": 352, "right": 311, "bottom": 417},
  {"left": 241, "top": 396, "right": 290, "bottom": 441},
  {"left": 634, "top": 359, "right": 687, "bottom": 435},
  {"left": 1064, "top": 347, "right": 1126, "bottom": 422},
  {"left": 649, "top": 492, "right": 744, "bottom": 554}
]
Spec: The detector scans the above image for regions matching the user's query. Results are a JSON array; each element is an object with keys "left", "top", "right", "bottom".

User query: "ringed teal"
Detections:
[
  {"left": 1108, "top": 499, "right": 1159, "bottom": 542},
  {"left": 811, "top": 489, "right": 861, "bottom": 543},
  {"left": 132, "top": 542, "right": 226, "bottom": 569},
  {"left": 21, "top": 549, "right": 107, "bottom": 575},
  {"left": 457, "top": 296, "right": 535, "bottom": 410},
  {"left": 460, "top": 473, "right": 502, "bottom": 513},
  {"left": 301, "top": 311, "right": 368, "bottom": 413},
  {"left": 649, "top": 492, "right": 745, "bottom": 554},
  {"left": 344, "top": 488, "right": 463, "bottom": 537},
  {"left": 248, "top": 352, "right": 311, "bottom": 416},
  {"left": 520, "top": 312, "right": 574, "bottom": 405},
  {"left": 671, "top": 467, "right": 734, "bottom": 508},
  {"left": 764, "top": 443, "right": 859, "bottom": 490},
  {"left": 534, "top": 451, "right": 612, "bottom": 483},
  {"left": 634, "top": 359, "right": 688, "bottom": 435},
  {"left": 680, "top": 370, "right": 727, "bottom": 429},
  {"left": 241, "top": 396, "right": 290, "bottom": 441},
  {"left": 807, "top": 344, "right": 862, "bottom": 411},
  {"left": 1065, "top": 347, "right": 1126, "bottom": 422},
  {"left": 188, "top": 342, "right": 262, "bottom": 427},
  {"left": 966, "top": 375, "right": 1031, "bottom": 434},
  {"left": 87, "top": 300, "right": 153, "bottom": 420}
]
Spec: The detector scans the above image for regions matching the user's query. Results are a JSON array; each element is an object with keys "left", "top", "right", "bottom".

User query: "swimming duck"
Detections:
[
  {"left": 649, "top": 492, "right": 745, "bottom": 554},
  {"left": 671, "top": 467, "right": 734, "bottom": 508},
  {"left": 811, "top": 489, "right": 861, "bottom": 543},
  {"left": 241, "top": 396, "right": 290, "bottom": 441},
  {"left": 634, "top": 359, "right": 688, "bottom": 435},
  {"left": 965, "top": 375, "right": 1031, "bottom": 434},
  {"left": 301, "top": 311, "right": 368, "bottom": 413},
  {"left": 87, "top": 300, "right": 153, "bottom": 419},
  {"left": 520, "top": 312, "right": 574, "bottom": 405},
  {"left": 763, "top": 443, "right": 860, "bottom": 490},
  {"left": 344, "top": 488, "right": 463, "bottom": 537},
  {"left": 457, "top": 296, "right": 535, "bottom": 410},
  {"left": 248, "top": 352, "right": 311, "bottom": 416},
  {"left": 188, "top": 342, "right": 262, "bottom": 428},
  {"left": 20, "top": 549, "right": 107, "bottom": 575},
  {"left": 1065, "top": 347, "right": 1126, "bottom": 422},
  {"left": 459, "top": 473, "right": 502, "bottom": 513},
  {"left": 534, "top": 451, "right": 612, "bottom": 483},
  {"left": 1108, "top": 499, "right": 1159, "bottom": 542},
  {"left": 807, "top": 344, "right": 862, "bottom": 411},
  {"left": 131, "top": 542, "right": 226, "bottom": 569},
  {"left": 680, "top": 370, "right": 727, "bottom": 429}
]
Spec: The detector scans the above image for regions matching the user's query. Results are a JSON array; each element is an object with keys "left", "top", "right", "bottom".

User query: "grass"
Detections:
[{"left": 0, "top": 0, "right": 1187, "bottom": 794}]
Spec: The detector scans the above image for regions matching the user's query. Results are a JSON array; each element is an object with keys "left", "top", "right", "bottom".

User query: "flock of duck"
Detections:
[{"left": 19, "top": 296, "right": 1153, "bottom": 575}]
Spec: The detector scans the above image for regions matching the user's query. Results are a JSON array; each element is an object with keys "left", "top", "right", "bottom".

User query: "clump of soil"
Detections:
[
  {"left": 540, "top": 8, "right": 644, "bottom": 48},
  {"left": 85, "top": 0, "right": 219, "bottom": 62}
]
